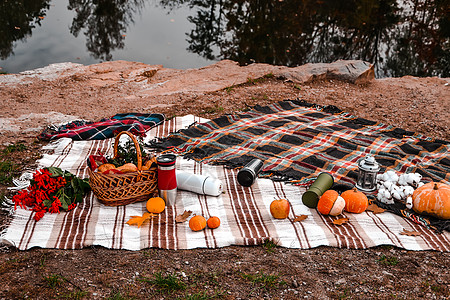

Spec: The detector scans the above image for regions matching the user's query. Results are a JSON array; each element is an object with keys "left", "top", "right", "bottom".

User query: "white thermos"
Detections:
[{"left": 175, "top": 170, "right": 223, "bottom": 196}]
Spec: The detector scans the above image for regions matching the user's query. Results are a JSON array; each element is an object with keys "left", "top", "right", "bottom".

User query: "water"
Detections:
[{"left": 1, "top": 0, "right": 448, "bottom": 78}]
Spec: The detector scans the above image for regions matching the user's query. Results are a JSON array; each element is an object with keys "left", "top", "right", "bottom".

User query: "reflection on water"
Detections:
[
  {"left": 1, "top": 0, "right": 448, "bottom": 77},
  {"left": 68, "top": 0, "right": 145, "bottom": 61}
]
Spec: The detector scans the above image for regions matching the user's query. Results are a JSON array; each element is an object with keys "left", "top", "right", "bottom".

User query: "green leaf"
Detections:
[
  {"left": 43, "top": 199, "right": 52, "bottom": 208},
  {"left": 58, "top": 193, "right": 71, "bottom": 210},
  {"left": 46, "top": 167, "right": 64, "bottom": 177}
]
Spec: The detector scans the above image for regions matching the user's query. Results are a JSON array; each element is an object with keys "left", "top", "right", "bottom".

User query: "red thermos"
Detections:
[{"left": 157, "top": 154, "right": 177, "bottom": 206}]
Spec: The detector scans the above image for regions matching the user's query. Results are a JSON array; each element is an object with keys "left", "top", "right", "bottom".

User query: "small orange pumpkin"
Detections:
[
  {"left": 189, "top": 215, "right": 207, "bottom": 231},
  {"left": 317, "top": 190, "right": 345, "bottom": 216},
  {"left": 341, "top": 188, "right": 368, "bottom": 214},
  {"left": 146, "top": 197, "right": 165, "bottom": 214},
  {"left": 207, "top": 216, "right": 221, "bottom": 229},
  {"left": 412, "top": 182, "right": 450, "bottom": 220}
]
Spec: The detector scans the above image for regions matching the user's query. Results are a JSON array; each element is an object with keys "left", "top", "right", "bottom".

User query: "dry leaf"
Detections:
[
  {"left": 366, "top": 203, "right": 386, "bottom": 214},
  {"left": 126, "top": 212, "right": 156, "bottom": 227},
  {"left": 333, "top": 217, "right": 349, "bottom": 225},
  {"left": 293, "top": 215, "right": 308, "bottom": 222},
  {"left": 399, "top": 229, "right": 421, "bottom": 236},
  {"left": 175, "top": 210, "right": 192, "bottom": 223}
]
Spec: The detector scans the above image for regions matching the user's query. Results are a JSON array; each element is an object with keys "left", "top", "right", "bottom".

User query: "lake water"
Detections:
[{"left": 1, "top": 0, "right": 448, "bottom": 78}]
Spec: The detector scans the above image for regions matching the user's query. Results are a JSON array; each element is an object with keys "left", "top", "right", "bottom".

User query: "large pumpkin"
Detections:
[
  {"left": 341, "top": 188, "right": 368, "bottom": 214},
  {"left": 412, "top": 182, "right": 450, "bottom": 220}
]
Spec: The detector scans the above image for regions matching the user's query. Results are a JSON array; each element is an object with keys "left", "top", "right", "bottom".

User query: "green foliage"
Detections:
[
  {"left": 43, "top": 167, "right": 90, "bottom": 210},
  {"left": 2, "top": 143, "right": 27, "bottom": 155},
  {"left": 107, "top": 139, "right": 147, "bottom": 167},
  {"left": 0, "top": 160, "right": 19, "bottom": 185},
  {"left": 43, "top": 274, "right": 65, "bottom": 288},
  {"left": 139, "top": 272, "right": 186, "bottom": 293},
  {"left": 261, "top": 239, "right": 279, "bottom": 253},
  {"left": 378, "top": 254, "right": 399, "bottom": 266},
  {"left": 240, "top": 271, "right": 286, "bottom": 289}
]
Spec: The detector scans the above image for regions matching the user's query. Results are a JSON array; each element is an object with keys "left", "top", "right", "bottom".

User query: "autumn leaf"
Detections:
[
  {"left": 333, "top": 217, "right": 349, "bottom": 225},
  {"left": 126, "top": 212, "right": 156, "bottom": 227},
  {"left": 175, "top": 210, "right": 192, "bottom": 223},
  {"left": 366, "top": 203, "right": 386, "bottom": 214},
  {"left": 293, "top": 215, "right": 308, "bottom": 222},
  {"left": 399, "top": 228, "right": 421, "bottom": 236}
]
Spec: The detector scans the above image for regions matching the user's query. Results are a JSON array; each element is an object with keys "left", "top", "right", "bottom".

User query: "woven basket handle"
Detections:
[{"left": 113, "top": 131, "right": 143, "bottom": 171}]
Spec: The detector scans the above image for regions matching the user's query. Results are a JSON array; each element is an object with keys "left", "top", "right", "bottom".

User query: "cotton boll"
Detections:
[
  {"left": 383, "top": 189, "right": 392, "bottom": 200},
  {"left": 392, "top": 191, "right": 402, "bottom": 200},
  {"left": 377, "top": 174, "right": 384, "bottom": 182},
  {"left": 403, "top": 186, "right": 415, "bottom": 197},
  {"left": 406, "top": 196, "right": 413, "bottom": 209},
  {"left": 383, "top": 180, "right": 391, "bottom": 189},
  {"left": 391, "top": 174, "right": 399, "bottom": 183},
  {"left": 398, "top": 175, "right": 408, "bottom": 186},
  {"left": 406, "top": 173, "right": 417, "bottom": 185}
]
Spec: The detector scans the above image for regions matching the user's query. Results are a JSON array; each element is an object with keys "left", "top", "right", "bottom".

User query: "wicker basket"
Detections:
[{"left": 88, "top": 131, "right": 158, "bottom": 206}]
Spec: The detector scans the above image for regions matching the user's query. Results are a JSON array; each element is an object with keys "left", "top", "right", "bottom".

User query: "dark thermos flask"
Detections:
[{"left": 237, "top": 158, "right": 264, "bottom": 187}]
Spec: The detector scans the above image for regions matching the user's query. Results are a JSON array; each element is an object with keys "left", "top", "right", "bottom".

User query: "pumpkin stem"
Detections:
[
  {"left": 353, "top": 187, "right": 358, "bottom": 192},
  {"left": 433, "top": 183, "right": 438, "bottom": 190}
]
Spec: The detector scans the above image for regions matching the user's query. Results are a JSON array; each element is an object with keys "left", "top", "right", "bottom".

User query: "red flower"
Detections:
[{"left": 48, "top": 197, "right": 62, "bottom": 214}]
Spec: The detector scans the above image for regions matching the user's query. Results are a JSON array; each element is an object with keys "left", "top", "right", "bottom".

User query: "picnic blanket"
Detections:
[
  {"left": 39, "top": 113, "right": 165, "bottom": 141},
  {"left": 2, "top": 113, "right": 449, "bottom": 251},
  {"left": 154, "top": 100, "right": 449, "bottom": 186}
]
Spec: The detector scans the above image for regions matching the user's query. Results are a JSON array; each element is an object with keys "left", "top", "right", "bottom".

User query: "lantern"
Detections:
[{"left": 356, "top": 155, "right": 380, "bottom": 192}]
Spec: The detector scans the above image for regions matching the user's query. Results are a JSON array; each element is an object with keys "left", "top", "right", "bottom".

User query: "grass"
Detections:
[
  {"left": 139, "top": 271, "right": 186, "bottom": 293},
  {"left": 107, "top": 291, "right": 136, "bottom": 300},
  {"left": 202, "top": 105, "right": 224, "bottom": 115},
  {"left": 0, "top": 160, "right": 19, "bottom": 185},
  {"left": 378, "top": 254, "right": 399, "bottom": 266},
  {"left": 240, "top": 271, "right": 286, "bottom": 289},
  {"left": 261, "top": 239, "right": 279, "bottom": 253},
  {"left": 43, "top": 274, "right": 65, "bottom": 288},
  {"left": 0, "top": 142, "right": 27, "bottom": 185}
]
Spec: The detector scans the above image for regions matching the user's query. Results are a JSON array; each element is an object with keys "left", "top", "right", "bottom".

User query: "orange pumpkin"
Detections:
[
  {"left": 317, "top": 190, "right": 345, "bottom": 216},
  {"left": 341, "top": 188, "right": 368, "bottom": 214},
  {"left": 146, "top": 197, "right": 165, "bottom": 214},
  {"left": 207, "top": 216, "right": 221, "bottom": 229},
  {"left": 189, "top": 215, "right": 207, "bottom": 231},
  {"left": 412, "top": 182, "right": 450, "bottom": 220}
]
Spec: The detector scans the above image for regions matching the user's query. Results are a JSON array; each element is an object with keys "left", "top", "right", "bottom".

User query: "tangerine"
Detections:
[
  {"left": 189, "top": 215, "right": 207, "bottom": 231},
  {"left": 146, "top": 197, "right": 165, "bottom": 214},
  {"left": 207, "top": 216, "right": 221, "bottom": 229}
]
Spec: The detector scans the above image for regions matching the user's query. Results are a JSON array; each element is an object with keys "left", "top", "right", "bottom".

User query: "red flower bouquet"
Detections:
[{"left": 12, "top": 167, "right": 90, "bottom": 221}]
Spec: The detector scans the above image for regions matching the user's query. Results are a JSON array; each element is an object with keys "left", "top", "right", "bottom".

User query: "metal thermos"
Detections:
[
  {"left": 301, "top": 172, "right": 334, "bottom": 208},
  {"left": 157, "top": 154, "right": 177, "bottom": 206},
  {"left": 237, "top": 158, "right": 264, "bottom": 187},
  {"left": 176, "top": 170, "right": 223, "bottom": 196}
]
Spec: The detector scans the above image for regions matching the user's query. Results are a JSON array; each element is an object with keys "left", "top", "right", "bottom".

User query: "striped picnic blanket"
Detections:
[{"left": 2, "top": 115, "right": 449, "bottom": 251}]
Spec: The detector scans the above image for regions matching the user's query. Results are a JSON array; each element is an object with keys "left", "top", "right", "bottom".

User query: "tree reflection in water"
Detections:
[
  {"left": 179, "top": 0, "right": 449, "bottom": 77},
  {"left": 0, "top": 0, "right": 51, "bottom": 60},
  {"left": 0, "top": 0, "right": 448, "bottom": 77},
  {"left": 68, "top": 0, "right": 145, "bottom": 61}
]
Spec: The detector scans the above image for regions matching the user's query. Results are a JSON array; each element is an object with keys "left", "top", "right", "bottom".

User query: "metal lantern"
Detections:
[{"left": 356, "top": 155, "right": 380, "bottom": 192}]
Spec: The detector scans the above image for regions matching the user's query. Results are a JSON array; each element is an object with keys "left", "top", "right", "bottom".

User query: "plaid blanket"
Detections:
[
  {"left": 2, "top": 115, "right": 449, "bottom": 251},
  {"left": 155, "top": 100, "right": 449, "bottom": 186},
  {"left": 39, "top": 113, "right": 165, "bottom": 141}
]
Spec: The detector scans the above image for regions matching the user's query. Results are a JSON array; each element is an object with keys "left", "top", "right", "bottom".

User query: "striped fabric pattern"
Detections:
[{"left": 2, "top": 115, "right": 449, "bottom": 251}]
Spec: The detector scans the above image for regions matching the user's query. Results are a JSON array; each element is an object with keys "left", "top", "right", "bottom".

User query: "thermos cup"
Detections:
[
  {"left": 301, "top": 172, "right": 334, "bottom": 208},
  {"left": 237, "top": 158, "right": 264, "bottom": 187},
  {"left": 157, "top": 154, "right": 177, "bottom": 206},
  {"left": 176, "top": 171, "right": 223, "bottom": 196}
]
